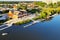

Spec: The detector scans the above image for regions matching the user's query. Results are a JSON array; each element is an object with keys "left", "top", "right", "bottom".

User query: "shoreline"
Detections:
[{"left": 13, "top": 13, "right": 58, "bottom": 25}]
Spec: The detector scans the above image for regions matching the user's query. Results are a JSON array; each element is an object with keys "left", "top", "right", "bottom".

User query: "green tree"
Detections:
[
  {"left": 57, "top": 1, "right": 60, "bottom": 7},
  {"left": 34, "top": 1, "right": 47, "bottom": 7},
  {"left": 17, "top": 3, "right": 27, "bottom": 10}
]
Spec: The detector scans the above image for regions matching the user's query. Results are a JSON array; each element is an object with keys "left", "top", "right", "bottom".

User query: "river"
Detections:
[{"left": 0, "top": 15, "right": 60, "bottom": 40}]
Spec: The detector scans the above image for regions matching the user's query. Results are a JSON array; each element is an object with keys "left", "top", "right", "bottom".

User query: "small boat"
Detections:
[{"left": 2, "top": 33, "right": 8, "bottom": 36}]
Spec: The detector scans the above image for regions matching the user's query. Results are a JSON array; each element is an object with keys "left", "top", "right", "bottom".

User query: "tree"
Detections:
[
  {"left": 39, "top": 12, "right": 47, "bottom": 19},
  {"left": 57, "top": 1, "right": 60, "bottom": 7},
  {"left": 34, "top": 1, "right": 47, "bottom": 7},
  {"left": 17, "top": 3, "right": 27, "bottom": 10},
  {"left": 48, "top": 3, "right": 53, "bottom": 7},
  {"left": 53, "top": 3, "right": 57, "bottom": 8}
]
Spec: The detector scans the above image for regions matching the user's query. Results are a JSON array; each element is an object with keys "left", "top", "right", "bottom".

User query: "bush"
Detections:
[
  {"left": 14, "top": 19, "right": 32, "bottom": 25},
  {"left": 3, "top": 10, "right": 9, "bottom": 13}
]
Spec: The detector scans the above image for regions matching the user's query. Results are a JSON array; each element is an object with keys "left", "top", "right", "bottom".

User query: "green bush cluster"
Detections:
[{"left": 14, "top": 19, "right": 32, "bottom": 25}]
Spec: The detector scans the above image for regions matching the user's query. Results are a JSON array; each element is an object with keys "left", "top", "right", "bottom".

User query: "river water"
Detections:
[{"left": 0, "top": 15, "right": 60, "bottom": 40}]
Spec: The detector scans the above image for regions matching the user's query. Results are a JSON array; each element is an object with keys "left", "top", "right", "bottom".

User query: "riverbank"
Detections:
[
  {"left": 14, "top": 13, "right": 58, "bottom": 25},
  {"left": 0, "top": 7, "right": 59, "bottom": 25}
]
